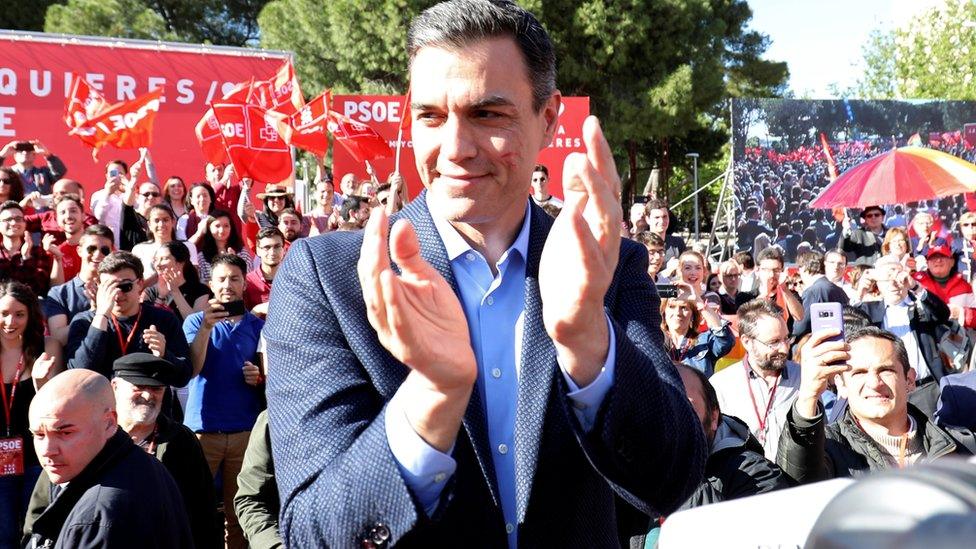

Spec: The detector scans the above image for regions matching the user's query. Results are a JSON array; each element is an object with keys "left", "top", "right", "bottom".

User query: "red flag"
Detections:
[
  {"left": 63, "top": 74, "right": 111, "bottom": 148},
  {"left": 69, "top": 88, "right": 163, "bottom": 150},
  {"left": 194, "top": 80, "right": 254, "bottom": 165},
  {"left": 254, "top": 60, "right": 304, "bottom": 116},
  {"left": 325, "top": 92, "right": 392, "bottom": 163},
  {"left": 287, "top": 92, "right": 330, "bottom": 157},
  {"left": 211, "top": 102, "right": 293, "bottom": 182},
  {"left": 819, "top": 132, "right": 838, "bottom": 181}
]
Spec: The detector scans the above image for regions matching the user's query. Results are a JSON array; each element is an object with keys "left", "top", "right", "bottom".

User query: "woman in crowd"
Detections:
[
  {"left": 132, "top": 204, "right": 198, "bottom": 277},
  {"left": 0, "top": 282, "right": 61, "bottom": 545},
  {"left": 0, "top": 168, "right": 25, "bottom": 204},
  {"left": 197, "top": 210, "right": 253, "bottom": 283},
  {"left": 660, "top": 294, "right": 734, "bottom": 377},
  {"left": 163, "top": 176, "right": 189, "bottom": 220},
  {"left": 177, "top": 183, "right": 216, "bottom": 246},
  {"left": 255, "top": 184, "right": 295, "bottom": 230},
  {"left": 882, "top": 227, "right": 916, "bottom": 271},
  {"left": 144, "top": 241, "right": 211, "bottom": 323},
  {"left": 706, "top": 273, "right": 722, "bottom": 295},
  {"left": 675, "top": 250, "right": 708, "bottom": 299}
]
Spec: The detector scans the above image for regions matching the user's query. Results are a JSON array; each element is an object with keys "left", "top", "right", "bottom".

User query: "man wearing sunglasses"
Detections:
[
  {"left": 709, "top": 299, "right": 802, "bottom": 461},
  {"left": 65, "top": 251, "right": 191, "bottom": 388},
  {"left": 45, "top": 224, "right": 116, "bottom": 345},
  {"left": 839, "top": 205, "right": 888, "bottom": 265},
  {"left": 952, "top": 211, "right": 976, "bottom": 284}
]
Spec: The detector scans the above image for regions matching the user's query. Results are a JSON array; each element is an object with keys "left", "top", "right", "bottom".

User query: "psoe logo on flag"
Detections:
[{"left": 259, "top": 123, "right": 279, "bottom": 142}]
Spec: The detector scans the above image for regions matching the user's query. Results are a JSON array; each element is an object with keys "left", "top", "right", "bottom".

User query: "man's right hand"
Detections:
[
  {"left": 797, "top": 329, "right": 850, "bottom": 419},
  {"left": 94, "top": 280, "right": 120, "bottom": 316},
  {"left": 358, "top": 207, "right": 477, "bottom": 452},
  {"left": 202, "top": 299, "right": 230, "bottom": 329}
]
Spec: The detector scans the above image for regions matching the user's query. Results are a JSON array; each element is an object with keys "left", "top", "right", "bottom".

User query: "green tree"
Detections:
[
  {"left": 44, "top": 0, "right": 267, "bottom": 46},
  {"left": 857, "top": 0, "right": 976, "bottom": 100}
]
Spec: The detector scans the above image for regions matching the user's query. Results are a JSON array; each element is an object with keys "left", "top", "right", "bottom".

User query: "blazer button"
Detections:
[{"left": 371, "top": 523, "right": 391, "bottom": 545}]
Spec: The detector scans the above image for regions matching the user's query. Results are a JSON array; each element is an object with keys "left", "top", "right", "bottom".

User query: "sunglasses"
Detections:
[
  {"left": 116, "top": 280, "right": 136, "bottom": 293},
  {"left": 961, "top": 223, "right": 976, "bottom": 228},
  {"left": 864, "top": 213, "right": 883, "bottom": 218},
  {"left": 141, "top": 192, "right": 161, "bottom": 198},
  {"left": 85, "top": 245, "right": 112, "bottom": 256}
]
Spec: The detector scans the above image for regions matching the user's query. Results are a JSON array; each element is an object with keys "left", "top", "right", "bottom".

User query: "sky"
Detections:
[{"left": 747, "top": 0, "right": 945, "bottom": 98}]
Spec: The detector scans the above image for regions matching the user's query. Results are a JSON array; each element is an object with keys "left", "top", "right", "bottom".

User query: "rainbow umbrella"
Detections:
[{"left": 811, "top": 147, "right": 976, "bottom": 208}]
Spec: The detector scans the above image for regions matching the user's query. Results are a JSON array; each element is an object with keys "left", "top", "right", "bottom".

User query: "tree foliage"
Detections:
[
  {"left": 43, "top": 0, "right": 266, "bottom": 46},
  {"left": 857, "top": 0, "right": 976, "bottom": 100}
]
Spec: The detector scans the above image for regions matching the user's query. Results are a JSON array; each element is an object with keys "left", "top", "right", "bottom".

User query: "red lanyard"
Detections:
[
  {"left": 670, "top": 335, "right": 693, "bottom": 362},
  {"left": 110, "top": 307, "right": 144, "bottom": 354},
  {"left": 1, "top": 355, "right": 25, "bottom": 437},
  {"left": 744, "top": 360, "right": 780, "bottom": 437}
]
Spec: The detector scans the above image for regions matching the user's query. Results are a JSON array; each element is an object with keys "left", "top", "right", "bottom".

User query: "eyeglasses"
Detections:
[
  {"left": 864, "top": 213, "right": 883, "bottom": 218},
  {"left": 140, "top": 192, "right": 161, "bottom": 198},
  {"left": 0, "top": 215, "right": 24, "bottom": 224},
  {"left": 116, "top": 280, "right": 137, "bottom": 293},
  {"left": 753, "top": 336, "right": 792, "bottom": 350},
  {"left": 722, "top": 272, "right": 741, "bottom": 278},
  {"left": 85, "top": 245, "right": 112, "bottom": 256}
]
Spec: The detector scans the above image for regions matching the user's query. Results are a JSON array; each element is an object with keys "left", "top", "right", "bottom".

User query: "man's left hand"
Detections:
[
  {"left": 539, "top": 116, "right": 621, "bottom": 387},
  {"left": 142, "top": 324, "right": 166, "bottom": 357}
]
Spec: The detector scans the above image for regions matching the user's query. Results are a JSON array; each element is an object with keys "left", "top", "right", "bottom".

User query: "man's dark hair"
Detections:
[
  {"left": 842, "top": 305, "right": 872, "bottom": 333},
  {"left": 408, "top": 0, "right": 556, "bottom": 112},
  {"left": 745, "top": 205, "right": 759, "bottom": 219},
  {"left": 54, "top": 193, "right": 84, "bottom": 211},
  {"left": 845, "top": 326, "right": 912, "bottom": 375},
  {"left": 737, "top": 299, "right": 785, "bottom": 340},
  {"left": 340, "top": 196, "right": 365, "bottom": 222},
  {"left": 797, "top": 250, "right": 825, "bottom": 275},
  {"left": 107, "top": 159, "right": 129, "bottom": 174},
  {"left": 211, "top": 253, "right": 248, "bottom": 276},
  {"left": 98, "top": 251, "right": 144, "bottom": 280},
  {"left": 256, "top": 227, "right": 285, "bottom": 245},
  {"left": 734, "top": 251, "right": 755, "bottom": 270},
  {"left": 756, "top": 246, "right": 784, "bottom": 267},
  {"left": 83, "top": 224, "right": 115, "bottom": 242},
  {"left": 644, "top": 198, "right": 669, "bottom": 214},
  {"left": 634, "top": 231, "right": 664, "bottom": 248},
  {"left": 676, "top": 363, "right": 720, "bottom": 421},
  {"left": 533, "top": 164, "right": 549, "bottom": 177},
  {"left": 0, "top": 200, "right": 24, "bottom": 215},
  {"left": 278, "top": 207, "right": 301, "bottom": 220}
]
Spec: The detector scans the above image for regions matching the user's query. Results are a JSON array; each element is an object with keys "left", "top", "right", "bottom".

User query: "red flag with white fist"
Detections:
[
  {"left": 326, "top": 92, "right": 392, "bottom": 163},
  {"left": 210, "top": 102, "right": 293, "bottom": 182}
]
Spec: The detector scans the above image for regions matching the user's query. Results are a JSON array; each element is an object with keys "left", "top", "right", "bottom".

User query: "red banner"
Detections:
[
  {"left": 211, "top": 102, "right": 293, "bottom": 183},
  {"left": 0, "top": 33, "right": 291, "bottom": 197},
  {"left": 68, "top": 88, "right": 163, "bottom": 150},
  {"left": 331, "top": 95, "right": 589, "bottom": 199}
]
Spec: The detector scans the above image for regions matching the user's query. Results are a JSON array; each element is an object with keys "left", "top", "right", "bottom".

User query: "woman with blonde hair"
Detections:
[{"left": 659, "top": 291, "right": 734, "bottom": 377}]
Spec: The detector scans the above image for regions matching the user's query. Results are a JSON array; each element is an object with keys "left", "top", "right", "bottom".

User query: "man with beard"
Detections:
[
  {"left": 777, "top": 327, "right": 971, "bottom": 484},
  {"left": 710, "top": 299, "right": 801, "bottom": 461},
  {"left": 47, "top": 194, "right": 87, "bottom": 281},
  {"left": 110, "top": 353, "right": 218, "bottom": 548},
  {"left": 245, "top": 228, "right": 285, "bottom": 318},
  {"left": 44, "top": 224, "right": 115, "bottom": 345},
  {"left": 276, "top": 208, "right": 303, "bottom": 244}
]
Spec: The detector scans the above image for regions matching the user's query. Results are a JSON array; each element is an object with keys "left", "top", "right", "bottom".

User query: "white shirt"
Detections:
[
  {"left": 90, "top": 189, "right": 123, "bottom": 248},
  {"left": 131, "top": 240, "right": 199, "bottom": 276},
  {"left": 883, "top": 297, "right": 929, "bottom": 379}
]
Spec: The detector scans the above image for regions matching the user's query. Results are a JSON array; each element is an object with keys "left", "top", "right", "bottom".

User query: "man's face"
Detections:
[
  {"left": 530, "top": 170, "right": 549, "bottom": 199},
  {"left": 646, "top": 245, "right": 664, "bottom": 276},
  {"left": 112, "top": 377, "right": 164, "bottom": 426},
  {"left": 138, "top": 183, "right": 162, "bottom": 210},
  {"left": 30, "top": 394, "right": 116, "bottom": 484},
  {"left": 79, "top": 235, "right": 113, "bottom": 271},
  {"left": 824, "top": 253, "right": 847, "bottom": 283},
  {"left": 278, "top": 213, "right": 302, "bottom": 242},
  {"left": 839, "top": 337, "right": 915, "bottom": 424},
  {"left": 56, "top": 200, "right": 83, "bottom": 235},
  {"left": 863, "top": 209, "right": 884, "bottom": 231},
  {"left": 256, "top": 236, "right": 284, "bottom": 268},
  {"left": 210, "top": 262, "right": 245, "bottom": 303},
  {"left": 52, "top": 180, "right": 81, "bottom": 202},
  {"left": 99, "top": 269, "right": 142, "bottom": 316},
  {"left": 340, "top": 174, "right": 357, "bottom": 195},
  {"left": 757, "top": 258, "right": 783, "bottom": 291},
  {"left": 0, "top": 207, "right": 26, "bottom": 240},
  {"left": 912, "top": 214, "right": 933, "bottom": 236},
  {"left": 410, "top": 37, "right": 559, "bottom": 228},
  {"left": 961, "top": 218, "right": 976, "bottom": 242},
  {"left": 719, "top": 265, "right": 741, "bottom": 293},
  {"left": 14, "top": 149, "right": 34, "bottom": 166},
  {"left": 928, "top": 254, "right": 953, "bottom": 278},
  {"left": 646, "top": 208, "right": 669, "bottom": 234},
  {"left": 743, "top": 315, "right": 789, "bottom": 372},
  {"left": 316, "top": 181, "right": 335, "bottom": 212}
]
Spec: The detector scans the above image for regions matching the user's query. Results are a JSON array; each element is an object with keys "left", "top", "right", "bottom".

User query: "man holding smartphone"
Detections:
[
  {"left": 0, "top": 139, "right": 67, "bottom": 198},
  {"left": 184, "top": 253, "right": 265, "bottom": 549}
]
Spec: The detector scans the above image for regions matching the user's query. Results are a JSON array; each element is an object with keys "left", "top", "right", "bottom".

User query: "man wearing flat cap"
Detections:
[{"left": 839, "top": 205, "right": 888, "bottom": 265}]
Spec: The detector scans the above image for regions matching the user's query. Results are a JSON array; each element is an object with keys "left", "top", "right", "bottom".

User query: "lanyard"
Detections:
[
  {"left": 1, "top": 355, "right": 25, "bottom": 437},
  {"left": 110, "top": 307, "right": 144, "bottom": 354},
  {"left": 743, "top": 360, "right": 780, "bottom": 439},
  {"left": 669, "top": 335, "right": 693, "bottom": 362}
]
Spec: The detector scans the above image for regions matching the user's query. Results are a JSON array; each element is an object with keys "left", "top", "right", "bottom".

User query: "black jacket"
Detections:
[
  {"left": 155, "top": 414, "right": 219, "bottom": 549},
  {"left": 856, "top": 290, "right": 952, "bottom": 382},
  {"left": 840, "top": 225, "right": 887, "bottom": 265},
  {"left": 792, "top": 276, "right": 850, "bottom": 339},
  {"left": 776, "top": 402, "right": 969, "bottom": 485},
  {"left": 680, "top": 414, "right": 794, "bottom": 509},
  {"left": 234, "top": 410, "right": 283, "bottom": 549},
  {"left": 23, "top": 428, "right": 192, "bottom": 548}
]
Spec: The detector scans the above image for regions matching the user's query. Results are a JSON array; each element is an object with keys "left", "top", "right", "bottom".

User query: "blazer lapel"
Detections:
[
  {"left": 514, "top": 204, "right": 557, "bottom": 522},
  {"left": 397, "top": 192, "right": 501, "bottom": 507}
]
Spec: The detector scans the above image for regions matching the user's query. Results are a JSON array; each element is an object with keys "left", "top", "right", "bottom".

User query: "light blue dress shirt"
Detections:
[{"left": 385, "top": 201, "right": 616, "bottom": 547}]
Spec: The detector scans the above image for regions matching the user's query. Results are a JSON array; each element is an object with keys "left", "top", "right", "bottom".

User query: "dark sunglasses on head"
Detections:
[
  {"left": 117, "top": 281, "right": 136, "bottom": 293},
  {"left": 85, "top": 245, "right": 112, "bottom": 256},
  {"left": 141, "top": 192, "right": 161, "bottom": 198}
]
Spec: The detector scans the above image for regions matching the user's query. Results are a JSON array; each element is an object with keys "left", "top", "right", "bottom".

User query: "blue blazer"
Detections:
[{"left": 263, "top": 193, "right": 706, "bottom": 548}]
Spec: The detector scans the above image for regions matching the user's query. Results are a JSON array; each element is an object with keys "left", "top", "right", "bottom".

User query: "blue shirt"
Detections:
[
  {"left": 44, "top": 277, "right": 91, "bottom": 320},
  {"left": 183, "top": 312, "right": 265, "bottom": 432},
  {"left": 385, "top": 201, "right": 616, "bottom": 547}
]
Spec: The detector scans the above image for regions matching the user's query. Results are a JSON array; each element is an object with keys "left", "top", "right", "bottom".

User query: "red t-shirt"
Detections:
[
  {"left": 244, "top": 268, "right": 273, "bottom": 309},
  {"left": 58, "top": 240, "right": 81, "bottom": 281}
]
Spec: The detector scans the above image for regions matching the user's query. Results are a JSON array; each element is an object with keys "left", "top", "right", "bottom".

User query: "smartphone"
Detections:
[
  {"left": 222, "top": 300, "right": 247, "bottom": 317},
  {"left": 656, "top": 284, "right": 678, "bottom": 299},
  {"left": 810, "top": 302, "right": 844, "bottom": 343},
  {"left": 109, "top": 168, "right": 120, "bottom": 178}
]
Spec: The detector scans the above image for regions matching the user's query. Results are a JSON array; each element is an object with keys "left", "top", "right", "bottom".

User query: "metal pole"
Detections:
[{"left": 686, "top": 153, "right": 700, "bottom": 242}]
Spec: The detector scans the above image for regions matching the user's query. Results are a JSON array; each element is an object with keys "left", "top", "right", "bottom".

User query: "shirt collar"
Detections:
[{"left": 430, "top": 199, "right": 532, "bottom": 264}]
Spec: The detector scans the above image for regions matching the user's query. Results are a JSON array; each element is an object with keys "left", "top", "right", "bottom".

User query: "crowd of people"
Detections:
[{"left": 2, "top": 1, "right": 976, "bottom": 548}]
